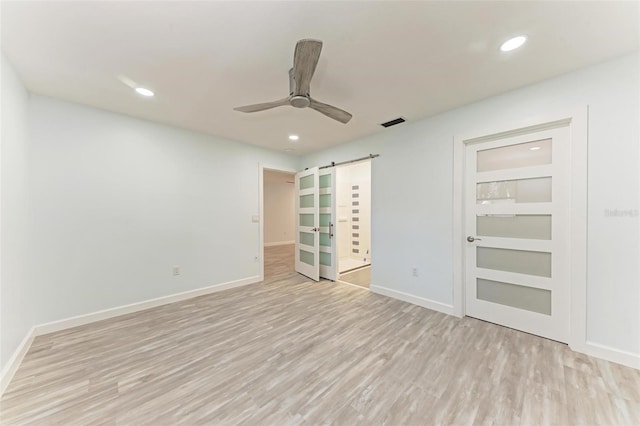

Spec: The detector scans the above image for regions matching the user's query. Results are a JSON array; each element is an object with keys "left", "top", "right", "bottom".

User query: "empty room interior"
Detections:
[{"left": 1, "top": 1, "right": 639, "bottom": 424}]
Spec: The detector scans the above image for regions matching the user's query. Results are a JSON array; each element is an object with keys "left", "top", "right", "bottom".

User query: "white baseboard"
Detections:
[
  {"left": 582, "top": 341, "right": 640, "bottom": 370},
  {"left": 370, "top": 285, "right": 455, "bottom": 316},
  {"left": 264, "top": 241, "right": 294, "bottom": 247},
  {"left": 36, "top": 275, "right": 261, "bottom": 336},
  {"left": 0, "top": 326, "right": 36, "bottom": 396},
  {"left": 0, "top": 275, "right": 261, "bottom": 397}
]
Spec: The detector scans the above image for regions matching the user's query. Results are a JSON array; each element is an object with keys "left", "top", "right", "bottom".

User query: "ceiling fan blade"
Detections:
[
  {"left": 309, "top": 98, "right": 352, "bottom": 124},
  {"left": 234, "top": 97, "right": 291, "bottom": 113},
  {"left": 293, "top": 39, "right": 322, "bottom": 96}
]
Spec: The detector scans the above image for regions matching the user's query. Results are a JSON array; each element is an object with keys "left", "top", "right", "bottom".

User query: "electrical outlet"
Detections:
[
  {"left": 412, "top": 267, "right": 418, "bottom": 277},
  {"left": 173, "top": 265, "right": 181, "bottom": 276}
]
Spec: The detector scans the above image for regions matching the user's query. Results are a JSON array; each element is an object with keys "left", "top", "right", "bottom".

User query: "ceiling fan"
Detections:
[{"left": 234, "top": 39, "right": 352, "bottom": 124}]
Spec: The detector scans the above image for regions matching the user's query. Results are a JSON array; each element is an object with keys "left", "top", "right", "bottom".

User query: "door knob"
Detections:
[{"left": 467, "top": 236, "right": 482, "bottom": 242}]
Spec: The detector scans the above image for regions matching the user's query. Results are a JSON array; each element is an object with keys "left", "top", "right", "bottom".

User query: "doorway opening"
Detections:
[
  {"left": 262, "top": 169, "right": 296, "bottom": 281},
  {"left": 336, "top": 160, "right": 372, "bottom": 289}
]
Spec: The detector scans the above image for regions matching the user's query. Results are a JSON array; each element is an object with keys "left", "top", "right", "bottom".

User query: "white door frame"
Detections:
[
  {"left": 258, "top": 163, "right": 298, "bottom": 282},
  {"left": 452, "top": 108, "right": 588, "bottom": 352}
]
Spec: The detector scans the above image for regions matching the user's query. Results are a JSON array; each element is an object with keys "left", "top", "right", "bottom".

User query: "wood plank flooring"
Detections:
[
  {"left": 339, "top": 267, "right": 371, "bottom": 289},
  {"left": 1, "top": 246, "right": 639, "bottom": 424},
  {"left": 264, "top": 244, "right": 295, "bottom": 281}
]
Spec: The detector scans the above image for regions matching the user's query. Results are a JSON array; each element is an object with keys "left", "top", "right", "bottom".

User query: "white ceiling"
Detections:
[{"left": 2, "top": 1, "right": 638, "bottom": 155}]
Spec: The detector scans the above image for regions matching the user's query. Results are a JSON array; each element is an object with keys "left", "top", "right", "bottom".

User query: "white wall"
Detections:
[
  {"left": 27, "top": 95, "right": 298, "bottom": 324},
  {"left": 0, "top": 55, "right": 34, "bottom": 373},
  {"left": 263, "top": 171, "right": 295, "bottom": 245},
  {"left": 301, "top": 52, "right": 640, "bottom": 359}
]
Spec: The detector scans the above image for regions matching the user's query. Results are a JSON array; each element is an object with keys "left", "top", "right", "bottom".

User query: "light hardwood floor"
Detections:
[
  {"left": 264, "top": 244, "right": 295, "bottom": 281},
  {"left": 1, "top": 246, "right": 639, "bottom": 424},
  {"left": 339, "top": 267, "right": 371, "bottom": 289}
]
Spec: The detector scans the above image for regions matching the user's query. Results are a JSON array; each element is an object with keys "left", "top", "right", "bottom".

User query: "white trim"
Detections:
[
  {"left": 264, "top": 240, "right": 295, "bottom": 247},
  {"left": 0, "top": 326, "right": 36, "bottom": 396},
  {"left": 567, "top": 107, "right": 588, "bottom": 352},
  {"left": 370, "top": 285, "right": 455, "bottom": 316},
  {"left": 452, "top": 135, "right": 465, "bottom": 317},
  {"left": 584, "top": 341, "right": 640, "bottom": 370},
  {"left": 36, "top": 275, "right": 261, "bottom": 336}
]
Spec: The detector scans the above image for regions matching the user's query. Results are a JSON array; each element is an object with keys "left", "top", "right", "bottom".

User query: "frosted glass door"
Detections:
[
  {"left": 295, "top": 167, "right": 320, "bottom": 281},
  {"left": 318, "top": 168, "right": 337, "bottom": 281},
  {"left": 464, "top": 126, "right": 570, "bottom": 342}
]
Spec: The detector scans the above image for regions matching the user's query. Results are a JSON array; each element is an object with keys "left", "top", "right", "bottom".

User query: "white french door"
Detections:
[
  {"left": 295, "top": 167, "right": 320, "bottom": 281},
  {"left": 318, "top": 168, "right": 337, "bottom": 281},
  {"left": 295, "top": 167, "right": 337, "bottom": 281},
  {"left": 464, "top": 125, "right": 570, "bottom": 342}
]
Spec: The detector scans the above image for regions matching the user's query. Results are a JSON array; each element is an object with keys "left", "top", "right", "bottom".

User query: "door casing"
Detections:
[{"left": 452, "top": 109, "right": 588, "bottom": 353}]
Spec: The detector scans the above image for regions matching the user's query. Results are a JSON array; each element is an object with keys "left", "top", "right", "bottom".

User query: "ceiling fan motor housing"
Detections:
[
  {"left": 288, "top": 68, "right": 310, "bottom": 108},
  {"left": 290, "top": 95, "right": 310, "bottom": 108}
]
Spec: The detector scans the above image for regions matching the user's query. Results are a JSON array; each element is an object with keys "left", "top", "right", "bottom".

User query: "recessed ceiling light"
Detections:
[
  {"left": 288, "top": 134, "right": 299, "bottom": 141},
  {"left": 135, "top": 87, "right": 154, "bottom": 97},
  {"left": 530, "top": 146, "right": 541, "bottom": 151},
  {"left": 500, "top": 36, "right": 527, "bottom": 52}
]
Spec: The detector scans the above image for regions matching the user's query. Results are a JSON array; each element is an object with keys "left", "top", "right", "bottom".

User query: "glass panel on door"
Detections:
[
  {"left": 477, "top": 247, "right": 552, "bottom": 277},
  {"left": 300, "top": 250, "right": 315, "bottom": 266},
  {"left": 477, "top": 278, "right": 551, "bottom": 315},
  {"left": 476, "top": 177, "right": 552, "bottom": 204},
  {"left": 477, "top": 215, "right": 552, "bottom": 240},
  {"left": 477, "top": 139, "right": 552, "bottom": 172}
]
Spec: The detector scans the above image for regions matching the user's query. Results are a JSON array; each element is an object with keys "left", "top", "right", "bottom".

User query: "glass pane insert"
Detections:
[
  {"left": 300, "top": 194, "right": 314, "bottom": 208},
  {"left": 300, "top": 250, "right": 314, "bottom": 266},
  {"left": 477, "top": 139, "right": 552, "bottom": 172},
  {"left": 320, "top": 194, "right": 331, "bottom": 208},
  {"left": 300, "top": 232, "right": 314, "bottom": 247},
  {"left": 319, "top": 174, "right": 331, "bottom": 188},
  {"left": 319, "top": 233, "right": 331, "bottom": 247},
  {"left": 299, "top": 174, "right": 314, "bottom": 190},
  {"left": 477, "top": 247, "right": 551, "bottom": 277},
  {"left": 319, "top": 214, "right": 330, "bottom": 227},
  {"left": 299, "top": 214, "right": 314, "bottom": 227},
  {"left": 477, "top": 278, "right": 551, "bottom": 315},
  {"left": 320, "top": 252, "right": 331, "bottom": 266},
  {"left": 477, "top": 177, "right": 552, "bottom": 204},
  {"left": 477, "top": 215, "right": 551, "bottom": 240}
]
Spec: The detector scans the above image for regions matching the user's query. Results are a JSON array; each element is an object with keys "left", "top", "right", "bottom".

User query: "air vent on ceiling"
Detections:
[{"left": 380, "top": 117, "right": 406, "bottom": 128}]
